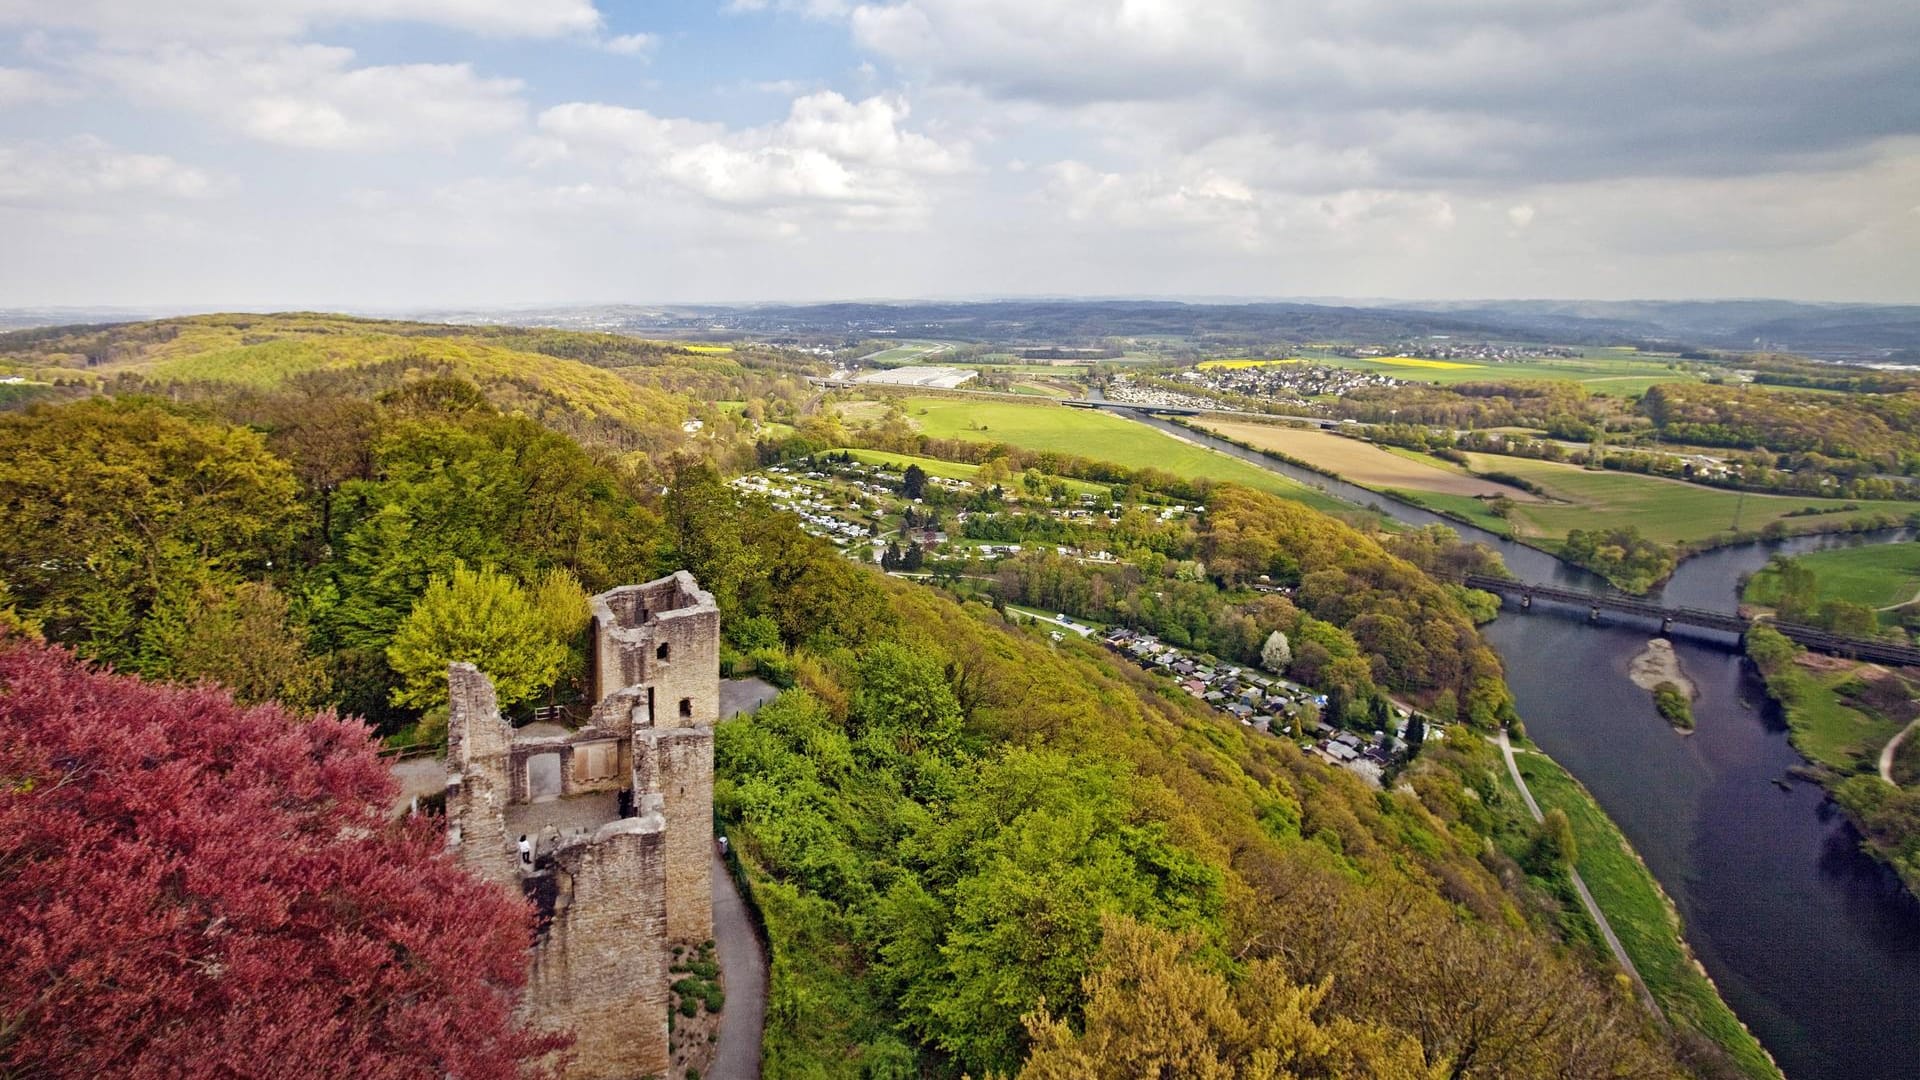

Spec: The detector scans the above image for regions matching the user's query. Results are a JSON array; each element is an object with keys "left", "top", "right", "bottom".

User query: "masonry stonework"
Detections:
[{"left": 445, "top": 571, "right": 720, "bottom": 1080}]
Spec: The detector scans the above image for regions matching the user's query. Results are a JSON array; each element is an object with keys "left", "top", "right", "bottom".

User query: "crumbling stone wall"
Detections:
[
  {"left": 590, "top": 572, "right": 721, "bottom": 728},
  {"left": 523, "top": 817, "right": 671, "bottom": 1080},
  {"left": 447, "top": 663, "right": 516, "bottom": 889}
]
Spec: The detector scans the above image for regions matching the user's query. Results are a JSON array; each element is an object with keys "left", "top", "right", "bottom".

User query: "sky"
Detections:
[{"left": 1, "top": 0, "right": 1916, "bottom": 308}]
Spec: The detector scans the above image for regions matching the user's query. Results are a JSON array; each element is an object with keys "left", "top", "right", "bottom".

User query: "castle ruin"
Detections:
[{"left": 445, "top": 571, "right": 720, "bottom": 1080}]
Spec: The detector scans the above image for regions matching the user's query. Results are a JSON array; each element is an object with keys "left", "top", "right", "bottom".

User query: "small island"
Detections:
[
  {"left": 1629, "top": 638, "right": 1697, "bottom": 732},
  {"left": 1652, "top": 681, "right": 1695, "bottom": 729}
]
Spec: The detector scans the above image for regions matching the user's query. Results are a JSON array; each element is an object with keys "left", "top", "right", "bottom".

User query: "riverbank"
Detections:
[
  {"left": 1745, "top": 627, "right": 1920, "bottom": 897},
  {"left": 1504, "top": 745, "right": 1783, "bottom": 1079},
  {"left": 1498, "top": 739, "right": 1783, "bottom": 1078},
  {"left": 1114, "top": 408, "right": 1920, "bottom": 1077}
]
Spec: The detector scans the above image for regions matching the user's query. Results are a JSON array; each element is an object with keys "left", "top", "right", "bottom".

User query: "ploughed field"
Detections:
[{"left": 1192, "top": 419, "right": 1528, "bottom": 499}]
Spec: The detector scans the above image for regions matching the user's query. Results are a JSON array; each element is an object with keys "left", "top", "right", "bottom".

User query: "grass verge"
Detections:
[{"left": 1515, "top": 753, "right": 1782, "bottom": 1080}]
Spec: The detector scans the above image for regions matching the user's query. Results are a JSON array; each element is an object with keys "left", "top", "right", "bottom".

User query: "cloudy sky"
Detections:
[{"left": 1, "top": 0, "right": 1916, "bottom": 307}]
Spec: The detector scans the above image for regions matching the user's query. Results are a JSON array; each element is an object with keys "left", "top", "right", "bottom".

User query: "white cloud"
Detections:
[
  {"left": 533, "top": 91, "right": 969, "bottom": 227},
  {"left": 0, "top": 135, "right": 214, "bottom": 204},
  {"left": 0, "top": 66, "right": 67, "bottom": 107},
  {"left": 0, "top": 0, "right": 602, "bottom": 41},
  {"left": 600, "top": 32, "right": 658, "bottom": 56},
  {"left": 78, "top": 44, "right": 526, "bottom": 150},
  {"left": 726, "top": 0, "right": 854, "bottom": 17}
]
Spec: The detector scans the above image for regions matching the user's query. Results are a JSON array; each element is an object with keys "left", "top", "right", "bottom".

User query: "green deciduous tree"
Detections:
[
  {"left": 136, "top": 580, "right": 331, "bottom": 709},
  {"left": 0, "top": 398, "right": 299, "bottom": 653},
  {"left": 386, "top": 563, "right": 567, "bottom": 711}
]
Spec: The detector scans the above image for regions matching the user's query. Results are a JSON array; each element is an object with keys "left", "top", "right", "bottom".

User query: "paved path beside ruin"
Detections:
[
  {"left": 708, "top": 848, "right": 767, "bottom": 1080},
  {"left": 388, "top": 756, "right": 447, "bottom": 818},
  {"left": 720, "top": 677, "right": 780, "bottom": 719}
]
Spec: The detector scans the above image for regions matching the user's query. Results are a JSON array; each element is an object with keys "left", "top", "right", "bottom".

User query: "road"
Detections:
[
  {"left": 1009, "top": 607, "right": 1094, "bottom": 636},
  {"left": 1880, "top": 716, "right": 1920, "bottom": 786},
  {"left": 708, "top": 849, "right": 767, "bottom": 1080},
  {"left": 1496, "top": 729, "right": 1662, "bottom": 1018}
]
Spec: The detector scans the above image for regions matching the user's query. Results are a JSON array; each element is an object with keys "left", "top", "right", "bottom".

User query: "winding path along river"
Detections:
[{"left": 1121, "top": 411, "right": 1920, "bottom": 1080}]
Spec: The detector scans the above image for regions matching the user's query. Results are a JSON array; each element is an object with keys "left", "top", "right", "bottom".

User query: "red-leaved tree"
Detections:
[{"left": 0, "top": 640, "right": 567, "bottom": 1078}]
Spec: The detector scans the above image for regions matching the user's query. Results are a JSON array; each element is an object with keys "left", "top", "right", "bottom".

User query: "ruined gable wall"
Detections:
[
  {"left": 524, "top": 817, "right": 671, "bottom": 1080},
  {"left": 448, "top": 662, "right": 516, "bottom": 888}
]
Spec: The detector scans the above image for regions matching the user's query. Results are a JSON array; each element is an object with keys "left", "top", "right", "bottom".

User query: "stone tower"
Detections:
[
  {"left": 589, "top": 571, "right": 719, "bottom": 945},
  {"left": 442, "top": 570, "right": 720, "bottom": 1079}
]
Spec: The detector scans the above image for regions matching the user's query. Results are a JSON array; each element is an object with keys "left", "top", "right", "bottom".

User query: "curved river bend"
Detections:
[{"left": 1125, "top": 412, "right": 1920, "bottom": 1079}]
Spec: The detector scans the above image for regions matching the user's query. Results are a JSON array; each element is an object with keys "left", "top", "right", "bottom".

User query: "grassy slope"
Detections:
[
  {"left": 890, "top": 395, "right": 1351, "bottom": 514},
  {"left": 1389, "top": 489, "right": 1516, "bottom": 537},
  {"left": 1515, "top": 753, "right": 1782, "bottom": 1080},
  {"left": 1743, "top": 542, "right": 1920, "bottom": 611},
  {"left": 1460, "top": 453, "right": 1920, "bottom": 548}
]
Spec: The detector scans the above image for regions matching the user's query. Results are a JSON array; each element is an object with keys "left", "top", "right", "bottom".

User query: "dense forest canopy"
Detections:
[{"left": 0, "top": 314, "right": 1722, "bottom": 1077}]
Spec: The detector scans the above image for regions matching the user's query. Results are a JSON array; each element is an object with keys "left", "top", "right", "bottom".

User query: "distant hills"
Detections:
[
  {"left": 408, "top": 298, "right": 1920, "bottom": 361},
  {"left": 6, "top": 297, "right": 1916, "bottom": 361}
]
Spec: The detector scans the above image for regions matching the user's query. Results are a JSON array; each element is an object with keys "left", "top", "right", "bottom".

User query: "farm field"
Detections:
[
  {"left": 1509, "top": 753, "right": 1782, "bottom": 1080},
  {"left": 1389, "top": 490, "right": 1515, "bottom": 536},
  {"left": 1192, "top": 419, "right": 1528, "bottom": 499},
  {"left": 876, "top": 396, "right": 1351, "bottom": 513},
  {"left": 1196, "top": 358, "right": 1308, "bottom": 370},
  {"left": 1744, "top": 542, "right": 1920, "bottom": 611},
  {"left": 1458, "top": 453, "right": 1920, "bottom": 548},
  {"left": 1008, "top": 380, "right": 1073, "bottom": 397},
  {"left": 1292, "top": 348, "right": 1704, "bottom": 395}
]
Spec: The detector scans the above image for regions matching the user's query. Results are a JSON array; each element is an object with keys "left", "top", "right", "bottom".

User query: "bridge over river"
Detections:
[{"left": 1463, "top": 573, "right": 1920, "bottom": 667}]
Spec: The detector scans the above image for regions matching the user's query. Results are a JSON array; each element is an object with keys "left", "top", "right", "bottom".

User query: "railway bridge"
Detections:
[{"left": 1462, "top": 573, "right": 1920, "bottom": 667}]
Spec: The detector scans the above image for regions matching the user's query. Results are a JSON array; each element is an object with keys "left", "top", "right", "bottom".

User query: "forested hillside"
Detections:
[{"left": 0, "top": 316, "right": 1714, "bottom": 1077}]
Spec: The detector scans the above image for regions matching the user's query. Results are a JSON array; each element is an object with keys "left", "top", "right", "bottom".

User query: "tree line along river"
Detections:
[{"left": 1121, "top": 409, "right": 1920, "bottom": 1080}]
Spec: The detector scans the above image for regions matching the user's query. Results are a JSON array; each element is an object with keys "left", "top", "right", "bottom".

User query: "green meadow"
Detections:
[
  {"left": 1744, "top": 542, "right": 1920, "bottom": 611},
  {"left": 1459, "top": 454, "right": 1920, "bottom": 548},
  {"left": 1293, "top": 347, "right": 1705, "bottom": 396},
  {"left": 888, "top": 396, "right": 1351, "bottom": 513}
]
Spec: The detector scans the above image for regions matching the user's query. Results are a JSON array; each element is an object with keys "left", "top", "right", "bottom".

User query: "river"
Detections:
[{"left": 1122, "top": 410, "right": 1920, "bottom": 1079}]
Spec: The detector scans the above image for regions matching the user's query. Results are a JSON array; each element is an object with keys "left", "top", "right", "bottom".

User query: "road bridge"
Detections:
[{"left": 1463, "top": 574, "right": 1920, "bottom": 667}]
